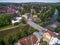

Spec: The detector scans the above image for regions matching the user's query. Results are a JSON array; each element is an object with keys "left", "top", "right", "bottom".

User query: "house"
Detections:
[
  {"left": 17, "top": 32, "right": 43, "bottom": 45},
  {"left": 22, "top": 13, "right": 32, "bottom": 20},
  {"left": 0, "top": 9, "right": 7, "bottom": 14},
  {"left": 33, "top": 15, "right": 41, "bottom": 22},
  {"left": 43, "top": 30, "right": 58, "bottom": 42},
  {"left": 44, "top": 30, "right": 58, "bottom": 37},
  {"left": 44, "top": 33, "right": 51, "bottom": 41},
  {"left": 43, "top": 30, "right": 60, "bottom": 45},
  {"left": 33, "top": 15, "right": 38, "bottom": 18},
  {"left": 55, "top": 43, "right": 60, "bottom": 45},
  {"left": 11, "top": 17, "right": 22, "bottom": 25},
  {"left": 31, "top": 8, "right": 36, "bottom": 14},
  {"left": 18, "top": 34, "right": 38, "bottom": 45},
  {"left": 49, "top": 37, "right": 60, "bottom": 45}
]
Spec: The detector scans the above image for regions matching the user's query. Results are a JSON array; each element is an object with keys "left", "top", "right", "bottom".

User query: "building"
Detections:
[
  {"left": 11, "top": 17, "right": 22, "bottom": 25},
  {"left": 43, "top": 30, "right": 58, "bottom": 42},
  {"left": 18, "top": 34, "right": 38, "bottom": 45},
  {"left": 33, "top": 15, "right": 38, "bottom": 18},
  {"left": 49, "top": 37, "right": 60, "bottom": 45},
  {"left": 43, "top": 30, "right": 60, "bottom": 45},
  {"left": 17, "top": 32, "right": 43, "bottom": 45},
  {"left": 31, "top": 8, "right": 36, "bottom": 14},
  {"left": 44, "top": 33, "right": 51, "bottom": 41},
  {"left": 22, "top": 13, "right": 32, "bottom": 20},
  {"left": 32, "top": 15, "right": 41, "bottom": 22},
  {"left": 44, "top": 30, "right": 58, "bottom": 37}
]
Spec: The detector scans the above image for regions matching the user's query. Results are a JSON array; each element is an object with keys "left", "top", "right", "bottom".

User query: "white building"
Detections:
[
  {"left": 49, "top": 37, "right": 60, "bottom": 45},
  {"left": 22, "top": 13, "right": 32, "bottom": 20},
  {"left": 11, "top": 17, "right": 22, "bottom": 25}
]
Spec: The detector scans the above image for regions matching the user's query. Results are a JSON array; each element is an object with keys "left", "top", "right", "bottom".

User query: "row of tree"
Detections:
[
  {"left": 38, "top": 8, "right": 55, "bottom": 21},
  {"left": 56, "top": 5, "right": 60, "bottom": 22},
  {"left": 55, "top": 26, "right": 60, "bottom": 33},
  {"left": 0, "top": 14, "right": 12, "bottom": 27}
]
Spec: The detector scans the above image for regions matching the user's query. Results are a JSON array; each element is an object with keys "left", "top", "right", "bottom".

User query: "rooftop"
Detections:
[
  {"left": 33, "top": 15, "right": 38, "bottom": 18},
  {"left": 49, "top": 37, "right": 60, "bottom": 45},
  {"left": 44, "top": 30, "right": 58, "bottom": 37},
  {"left": 18, "top": 34, "right": 38, "bottom": 45}
]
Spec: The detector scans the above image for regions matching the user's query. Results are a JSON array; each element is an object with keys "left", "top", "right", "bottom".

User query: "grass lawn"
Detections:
[
  {"left": 0, "top": 23, "right": 27, "bottom": 30},
  {"left": 38, "top": 22, "right": 44, "bottom": 26},
  {"left": 0, "top": 24, "right": 13, "bottom": 30}
]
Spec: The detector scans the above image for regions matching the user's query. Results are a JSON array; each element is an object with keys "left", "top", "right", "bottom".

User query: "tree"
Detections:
[
  {"left": 3, "top": 36, "right": 10, "bottom": 45},
  {"left": 21, "top": 17, "right": 26, "bottom": 24},
  {"left": 38, "top": 8, "right": 55, "bottom": 22},
  {"left": 55, "top": 26, "right": 60, "bottom": 33},
  {"left": 0, "top": 38, "right": 5, "bottom": 45},
  {"left": 20, "top": 30, "right": 27, "bottom": 38},
  {"left": 41, "top": 41, "right": 47, "bottom": 45},
  {"left": 0, "top": 14, "right": 12, "bottom": 27},
  {"left": 57, "top": 16, "right": 60, "bottom": 22}
]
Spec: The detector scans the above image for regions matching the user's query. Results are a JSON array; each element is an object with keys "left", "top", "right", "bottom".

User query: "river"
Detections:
[
  {"left": 50, "top": 9, "right": 59, "bottom": 24},
  {"left": 43, "top": 9, "right": 59, "bottom": 27}
]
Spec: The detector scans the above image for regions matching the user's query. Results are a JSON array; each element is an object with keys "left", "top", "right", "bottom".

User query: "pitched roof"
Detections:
[
  {"left": 44, "top": 30, "right": 58, "bottom": 37},
  {"left": 33, "top": 32, "right": 43, "bottom": 39},
  {"left": 33, "top": 15, "right": 38, "bottom": 18},
  {"left": 44, "top": 33, "right": 51, "bottom": 40},
  {"left": 18, "top": 34, "right": 38, "bottom": 45}
]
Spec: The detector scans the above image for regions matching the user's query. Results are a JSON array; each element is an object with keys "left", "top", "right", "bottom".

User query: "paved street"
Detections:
[{"left": 27, "top": 20, "right": 46, "bottom": 32}]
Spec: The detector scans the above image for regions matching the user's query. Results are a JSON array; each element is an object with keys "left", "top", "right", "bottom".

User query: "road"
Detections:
[{"left": 27, "top": 20, "right": 46, "bottom": 32}]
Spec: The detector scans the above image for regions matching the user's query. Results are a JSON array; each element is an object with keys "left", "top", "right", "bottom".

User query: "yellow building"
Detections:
[
  {"left": 33, "top": 15, "right": 38, "bottom": 21},
  {"left": 33, "top": 15, "right": 38, "bottom": 18},
  {"left": 44, "top": 33, "right": 51, "bottom": 40}
]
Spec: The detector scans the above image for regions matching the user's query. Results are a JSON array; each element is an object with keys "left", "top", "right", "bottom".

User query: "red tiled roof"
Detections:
[
  {"left": 18, "top": 34, "right": 38, "bottom": 45},
  {"left": 44, "top": 30, "right": 58, "bottom": 37},
  {"left": 0, "top": 10, "right": 7, "bottom": 12}
]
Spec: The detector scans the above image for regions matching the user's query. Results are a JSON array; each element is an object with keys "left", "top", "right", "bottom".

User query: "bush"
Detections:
[
  {"left": 41, "top": 41, "right": 47, "bottom": 45},
  {"left": 21, "top": 17, "right": 26, "bottom": 24},
  {"left": 55, "top": 26, "right": 60, "bottom": 33},
  {"left": 0, "top": 14, "right": 12, "bottom": 27},
  {"left": 57, "top": 16, "right": 60, "bottom": 22},
  {"left": 0, "top": 38, "right": 5, "bottom": 45}
]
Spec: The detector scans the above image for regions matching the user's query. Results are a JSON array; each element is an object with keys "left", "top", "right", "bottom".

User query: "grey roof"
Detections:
[
  {"left": 57, "top": 36, "right": 60, "bottom": 40},
  {"left": 33, "top": 32, "right": 43, "bottom": 39},
  {"left": 55, "top": 43, "right": 60, "bottom": 45}
]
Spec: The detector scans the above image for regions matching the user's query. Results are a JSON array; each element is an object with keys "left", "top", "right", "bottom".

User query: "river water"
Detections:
[
  {"left": 50, "top": 9, "right": 59, "bottom": 24},
  {"left": 43, "top": 9, "right": 59, "bottom": 27}
]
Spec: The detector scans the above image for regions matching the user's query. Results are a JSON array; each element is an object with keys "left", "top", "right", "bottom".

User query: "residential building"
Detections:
[
  {"left": 17, "top": 32, "right": 43, "bottom": 45},
  {"left": 49, "top": 37, "right": 60, "bottom": 45},
  {"left": 11, "top": 17, "right": 22, "bottom": 25},
  {"left": 43, "top": 30, "right": 58, "bottom": 42},
  {"left": 32, "top": 15, "right": 41, "bottom": 22},
  {"left": 22, "top": 13, "right": 32, "bottom": 20},
  {"left": 31, "top": 8, "right": 36, "bottom": 14}
]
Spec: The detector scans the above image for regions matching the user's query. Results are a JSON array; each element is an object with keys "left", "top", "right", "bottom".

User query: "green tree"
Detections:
[
  {"left": 57, "top": 16, "right": 60, "bottom": 22},
  {"left": 0, "top": 14, "right": 11, "bottom": 27},
  {"left": 21, "top": 17, "right": 26, "bottom": 24},
  {"left": 0, "top": 38, "right": 5, "bottom": 45},
  {"left": 41, "top": 41, "right": 47, "bottom": 45},
  {"left": 3, "top": 36, "right": 10, "bottom": 45},
  {"left": 55, "top": 26, "right": 60, "bottom": 33}
]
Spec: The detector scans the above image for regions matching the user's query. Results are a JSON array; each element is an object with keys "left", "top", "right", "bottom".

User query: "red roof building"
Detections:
[
  {"left": 44, "top": 30, "right": 58, "bottom": 37},
  {"left": 18, "top": 34, "right": 40, "bottom": 45}
]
